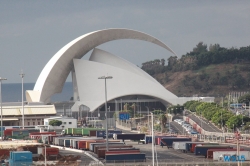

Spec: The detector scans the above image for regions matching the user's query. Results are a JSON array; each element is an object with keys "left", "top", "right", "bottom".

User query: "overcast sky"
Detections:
[{"left": 0, "top": 0, "right": 250, "bottom": 83}]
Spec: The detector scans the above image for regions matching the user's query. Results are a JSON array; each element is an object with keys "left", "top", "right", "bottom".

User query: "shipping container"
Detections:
[
  {"left": 12, "top": 130, "right": 29, "bottom": 139},
  {"left": 172, "top": 141, "right": 204, "bottom": 152},
  {"left": 4, "top": 129, "right": 18, "bottom": 137},
  {"left": 0, "top": 149, "right": 10, "bottom": 156},
  {"left": 96, "top": 130, "right": 105, "bottom": 137},
  {"left": 213, "top": 151, "right": 250, "bottom": 161},
  {"left": 48, "top": 135, "right": 58, "bottom": 144},
  {"left": 21, "top": 146, "right": 38, "bottom": 154},
  {"left": 114, "top": 133, "right": 145, "bottom": 141},
  {"left": 70, "top": 137, "right": 103, "bottom": 149},
  {"left": 64, "top": 127, "right": 103, "bottom": 136},
  {"left": 105, "top": 153, "right": 146, "bottom": 162},
  {"left": 10, "top": 151, "right": 32, "bottom": 161},
  {"left": 54, "top": 136, "right": 83, "bottom": 146},
  {"left": 194, "top": 145, "right": 233, "bottom": 157},
  {"left": 98, "top": 147, "right": 137, "bottom": 158},
  {"left": 42, "top": 147, "right": 59, "bottom": 156},
  {"left": 206, "top": 148, "right": 244, "bottom": 159},
  {"left": 90, "top": 142, "right": 124, "bottom": 152},
  {"left": 154, "top": 136, "right": 177, "bottom": 145},
  {"left": 85, "top": 140, "right": 106, "bottom": 150},
  {"left": 94, "top": 145, "right": 132, "bottom": 154},
  {"left": 104, "top": 130, "right": 122, "bottom": 138},
  {"left": 160, "top": 137, "right": 191, "bottom": 148},
  {"left": 190, "top": 143, "right": 219, "bottom": 153},
  {"left": 9, "top": 160, "right": 33, "bottom": 166}
]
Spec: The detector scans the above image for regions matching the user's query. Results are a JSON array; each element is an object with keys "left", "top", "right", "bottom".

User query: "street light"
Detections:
[
  {"left": 98, "top": 76, "right": 113, "bottom": 151},
  {"left": 0, "top": 77, "right": 7, "bottom": 141},
  {"left": 145, "top": 106, "right": 150, "bottom": 134},
  {"left": 19, "top": 71, "right": 25, "bottom": 129}
]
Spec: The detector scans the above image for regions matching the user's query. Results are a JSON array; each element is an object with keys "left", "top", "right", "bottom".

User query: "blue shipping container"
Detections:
[
  {"left": 9, "top": 159, "right": 33, "bottom": 166},
  {"left": 145, "top": 135, "right": 152, "bottom": 144},
  {"left": 10, "top": 151, "right": 32, "bottom": 162},
  {"left": 96, "top": 130, "right": 105, "bottom": 137},
  {"left": 64, "top": 139, "right": 71, "bottom": 147}
]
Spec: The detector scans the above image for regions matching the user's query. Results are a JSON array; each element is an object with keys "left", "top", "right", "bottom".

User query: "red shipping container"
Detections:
[
  {"left": 42, "top": 147, "right": 59, "bottom": 156},
  {"left": 89, "top": 130, "right": 97, "bottom": 137},
  {"left": 98, "top": 147, "right": 136, "bottom": 158},
  {"left": 4, "top": 129, "right": 18, "bottom": 137},
  {"left": 106, "top": 150, "right": 140, "bottom": 155},
  {"left": 0, "top": 149, "right": 10, "bottom": 156}
]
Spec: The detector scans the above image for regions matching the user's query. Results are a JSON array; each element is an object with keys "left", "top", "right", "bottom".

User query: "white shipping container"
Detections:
[
  {"left": 213, "top": 151, "right": 250, "bottom": 161},
  {"left": 172, "top": 141, "right": 203, "bottom": 152},
  {"left": 172, "top": 142, "right": 179, "bottom": 150},
  {"left": 37, "top": 147, "right": 43, "bottom": 154}
]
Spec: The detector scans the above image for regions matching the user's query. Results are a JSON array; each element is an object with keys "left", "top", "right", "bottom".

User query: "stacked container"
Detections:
[{"left": 9, "top": 151, "right": 33, "bottom": 166}]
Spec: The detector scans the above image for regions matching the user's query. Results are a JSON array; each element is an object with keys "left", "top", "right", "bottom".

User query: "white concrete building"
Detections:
[{"left": 44, "top": 116, "right": 77, "bottom": 130}]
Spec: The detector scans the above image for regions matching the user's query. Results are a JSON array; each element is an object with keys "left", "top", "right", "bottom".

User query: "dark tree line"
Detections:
[{"left": 142, "top": 42, "right": 250, "bottom": 74}]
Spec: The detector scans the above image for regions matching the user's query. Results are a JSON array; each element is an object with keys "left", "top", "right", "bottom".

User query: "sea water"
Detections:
[{"left": 1, "top": 82, "right": 73, "bottom": 102}]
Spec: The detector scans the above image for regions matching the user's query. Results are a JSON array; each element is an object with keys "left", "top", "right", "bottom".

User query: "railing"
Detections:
[{"left": 104, "top": 160, "right": 250, "bottom": 166}]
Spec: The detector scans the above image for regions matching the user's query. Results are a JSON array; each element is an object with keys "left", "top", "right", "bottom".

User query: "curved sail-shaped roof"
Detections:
[
  {"left": 73, "top": 48, "right": 178, "bottom": 112},
  {"left": 29, "top": 29, "right": 177, "bottom": 103}
]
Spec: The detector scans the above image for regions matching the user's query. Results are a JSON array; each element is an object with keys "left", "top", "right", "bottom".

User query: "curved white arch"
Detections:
[{"left": 31, "top": 28, "right": 177, "bottom": 103}]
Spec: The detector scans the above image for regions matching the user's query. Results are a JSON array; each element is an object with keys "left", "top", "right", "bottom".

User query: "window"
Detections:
[
  {"left": 33, "top": 122, "right": 35, "bottom": 125},
  {"left": 69, "top": 122, "right": 72, "bottom": 124},
  {"left": 28, "top": 122, "right": 30, "bottom": 126},
  {"left": 38, "top": 122, "right": 40, "bottom": 125}
]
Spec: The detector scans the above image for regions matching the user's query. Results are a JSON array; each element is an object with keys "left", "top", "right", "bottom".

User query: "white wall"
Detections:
[{"left": 44, "top": 117, "right": 77, "bottom": 129}]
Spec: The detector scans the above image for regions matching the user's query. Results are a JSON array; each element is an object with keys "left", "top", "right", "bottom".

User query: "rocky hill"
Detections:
[{"left": 141, "top": 42, "right": 250, "bottom": 97}]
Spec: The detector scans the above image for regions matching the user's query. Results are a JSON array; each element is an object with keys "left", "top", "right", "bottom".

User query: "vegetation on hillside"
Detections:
[
  {"left": 141, "top": 43, "right": 250, "bottom": 96},
  {"left": 184, "top": 100, "right": 250, "bottom": 132}
]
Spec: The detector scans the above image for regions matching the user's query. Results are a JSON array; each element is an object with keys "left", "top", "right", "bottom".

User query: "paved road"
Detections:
[
  {"left": 170, "top": 121, "right": 187, "bottom": 135},
  {"left": 185, "top": 110, "right": 222, "bottom": 132}
]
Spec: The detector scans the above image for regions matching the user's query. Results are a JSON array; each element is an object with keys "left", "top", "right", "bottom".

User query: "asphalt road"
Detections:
[
  {"left": 185, "top": 110, "right": 222, "bottom": 132},
  {"left": 170, "top": 121, "right": 187, "bottom": 135}
]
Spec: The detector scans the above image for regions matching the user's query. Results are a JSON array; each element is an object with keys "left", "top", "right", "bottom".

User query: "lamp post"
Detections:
[
  {"left": 151, "top": 112, "right": 154, "bottom": 166},
  {"left": 145, "top": 106, "right": 150, "bottom": 134},
  {"left": 0, "top": 77, "right": 7, "bottom": 141},
  {"left": 19, "top": 71, "right": 25, "bottom": 129},
  {"left": 98, "top": 76, "right": 113, "bottom": 151}
]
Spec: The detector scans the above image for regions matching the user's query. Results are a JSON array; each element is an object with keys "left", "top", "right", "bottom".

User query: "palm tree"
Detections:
[{"left": 159, "top": 114, "right": 167, "bottom": 133}]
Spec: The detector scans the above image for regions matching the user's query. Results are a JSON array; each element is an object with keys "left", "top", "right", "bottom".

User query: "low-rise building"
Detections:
[
  {"left": 1, "top": 104, "right": 57, "bottom": 127},
  {"left": 44, "top": 116, "right": 77, "bottom": 130}
]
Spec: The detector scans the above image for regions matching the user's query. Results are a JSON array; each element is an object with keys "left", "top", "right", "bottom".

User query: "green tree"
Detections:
[
  {"left": 159, "top": 114, "right": 167, "bottom": 133},
  {"left": 226, "top": 115, "right": 242, "bottom": 129},
  {"left": 49, "top": 120, "right": 62, "bottom": 126},
  {"left": 238, "top": 93, "right": 250, "bottom": 104},
  {"left": 193, "top": 42, "right": 207, "bottom": 54}
]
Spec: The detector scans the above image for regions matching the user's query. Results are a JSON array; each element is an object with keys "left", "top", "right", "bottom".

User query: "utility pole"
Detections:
[
  {"left": 19, "top": 71, "right": 25, "bottom": 129},
  {"left": 151, "top": 112, "right": 154, "bottom": 166}
]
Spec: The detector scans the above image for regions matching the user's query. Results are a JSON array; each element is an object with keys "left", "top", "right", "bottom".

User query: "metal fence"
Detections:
[{"left": 103, "top": 161, "right": 250, "bottom": 166}]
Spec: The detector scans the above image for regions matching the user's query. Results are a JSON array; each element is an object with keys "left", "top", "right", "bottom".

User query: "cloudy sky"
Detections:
[{"left": 0, "top": 0, "right": 250, "bottom": 83}]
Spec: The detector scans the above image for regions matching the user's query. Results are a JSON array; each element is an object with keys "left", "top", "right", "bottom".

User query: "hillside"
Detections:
[
  {"left": 154, "top": 63, "right": 250, "bottom": 97},
  {"left": 141, "top": 43, "right": 250, "bottom": 97}
]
